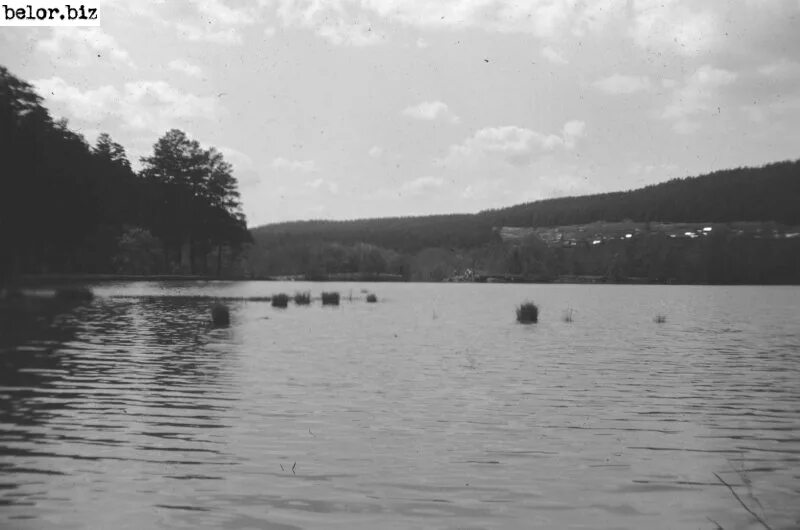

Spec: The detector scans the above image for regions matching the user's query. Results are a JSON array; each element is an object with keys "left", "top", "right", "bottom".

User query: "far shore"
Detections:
[{"left": 8, "top": 273, "right": 797, "bottom": 286}]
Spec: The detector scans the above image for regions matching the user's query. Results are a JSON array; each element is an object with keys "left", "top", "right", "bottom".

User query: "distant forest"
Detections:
[
  {"left": 248, "top": 161, "right": 800, "bottom": 284},
  {"left": 0, "top": 66, "right": 250, "bottom": 284}
]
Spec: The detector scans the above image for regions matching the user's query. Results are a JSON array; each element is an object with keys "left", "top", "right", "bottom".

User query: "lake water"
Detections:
[{"left": 1, "top": 282, "right": 799, "bottom": 529}]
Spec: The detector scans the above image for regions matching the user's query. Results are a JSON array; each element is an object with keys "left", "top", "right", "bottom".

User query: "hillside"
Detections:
[
  {"left": 251, "top": 160, "right": 800, "bottom": 251},
  {"left": 245, "top": 160, "right": 800, "bottom": 284}
]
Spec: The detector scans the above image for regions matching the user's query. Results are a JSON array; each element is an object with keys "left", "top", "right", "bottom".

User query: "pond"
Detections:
[{"left": 1, "top": 282, "right": 799, "bottom": 529}]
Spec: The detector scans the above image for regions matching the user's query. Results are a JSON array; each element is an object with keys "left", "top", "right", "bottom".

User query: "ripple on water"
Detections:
[{"left": 1, "top": 283, "right": 799, "bottom": 529}]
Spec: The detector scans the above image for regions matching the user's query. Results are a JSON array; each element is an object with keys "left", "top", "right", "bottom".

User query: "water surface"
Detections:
[{"left": 1, "top": 282, "right": 799, "bottom": 529}]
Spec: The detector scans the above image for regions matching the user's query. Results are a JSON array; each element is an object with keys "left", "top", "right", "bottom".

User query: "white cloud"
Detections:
[
  {"left": 168, "top": 59, "right": 203, "bottom": 78},
  {"left": 402, "top": 100, "right": 459, "bottom": 123},
  {"left": 561, "top": 120, "right": 586, "bottom": 148},
  {"left": 33, "top": 77, "right": 222, "bottom": 132},
  {"left": 270, "top": 0, "right": 615, "bottom": 43},
  {"left": 360, "top": 0, "right": 575, "bottom": 38},
  {"left": 37, "top": 28, "right": 135, "bottom": 68},
  {"left": 275, "top": 1, "right": 384, "bottom": 46},
  {"left": 541, "top": 46, "right": 567, "bottom": 65},
  {"left": 630, "top": 1, "right": 718, "bottom": 56},
  {"left": 306, "top": 178, "right": 339, "bottom": 194},
  {"left": 368, "top": 145, "right": 384, "bottom": 158},
  {"left": 593, "top": 74, "right": 653, "bottom": 95},
  {"left": 271, "top": 157, "right": 317, "bottom": 172},
  {"left": 400, "top": 176, "right": 444, "bottom": 195},
  {"left": 758, "top": 59, "right": 800, "bottom": 79},
  {"left": 662, "top": 65, "right": 736, "bottom": 133},
  {"left": 216, "top": 146, "right": 254, "bottom": 171},
  {"left": 192, "top": 0, "right": 255, "bottom": 25},
  {"left": 175, "top": 22, "right": 243, "bottom": 44},
  {"left": 99, "top": 0, "right": 253, "bottom": 44},
  {"left": 441, "top": 120, "right": 586, "bottom": 167}
]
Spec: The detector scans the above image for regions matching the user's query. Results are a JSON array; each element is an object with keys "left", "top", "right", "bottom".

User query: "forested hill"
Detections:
[{"left": 251, "top": 160, "right": 800, "bottom": 253}]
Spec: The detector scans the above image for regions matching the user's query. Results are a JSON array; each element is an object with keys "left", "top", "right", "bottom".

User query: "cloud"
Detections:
[
  {"left": 270, "top": 0, "right": 604, "bottom": 43},
  {"left": 192, "top": 0, "right": 254, "bottom": 25},
  {"left": 368, "top": 145, "right": 384, "bottom": 158},
  {"left": 175, "top": 22, "right": 243, "bottom": 44},
  {"left": 306, "top": 178, "right": 339, "bottom": 194},
  {"left": 215, "top": 145, "right": 254, "bottom": 171},
  {"left": 400, "top": 176, "right": 444, "bottom": 195},
  {"left": 360, "top": 0, "right": 575, "bottom": 38},
  {"left": 441, "top": 121, "right": 586, "bottom": 167},
  {"left": 33, "top": 77, "right": 222, "bottom": 132},
  {"left": 402, "top": 100, "right": 459, "bottom": 123},
  {"left": 271, "top": 157, "right": 317, "bottom": 172},
  {"left": 101, "top": 0, "right": 254, "bottom": 44},
  {"left": 593, "top": 74, "right": 653, "bottom": 95},
  {"left": 630, "top": 1, "right": 718, "bottom": 57},
  {"left": 37, "top": 28, "right": 135, "bottom": 68},
  {"left": 275, "top": 1, "right": 384, "bottom": 46},
  {"left": 758, "top": 59, "right": 800, "bottom": 79},
  {"left": 541, "top": 46, "right": 567, "bottom": 65},
  {"left": 168, "top": 59, "right": 203, "bottom": 78},
  {"left": 662, "top": 65, "right": 737, "bottom": 133}
]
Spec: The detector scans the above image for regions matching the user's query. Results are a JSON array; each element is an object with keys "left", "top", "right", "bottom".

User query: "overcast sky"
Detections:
[{"left": 2, "top": 0, "right": 798, "bottom": 227}]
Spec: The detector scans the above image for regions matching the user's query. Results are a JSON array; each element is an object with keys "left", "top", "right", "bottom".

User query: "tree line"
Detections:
[
  {"left": 0, "top": 65, "right": 250, "bottom": 284},
  {"left": 247, "top": 160, "right": 800, "bottom": 284}
]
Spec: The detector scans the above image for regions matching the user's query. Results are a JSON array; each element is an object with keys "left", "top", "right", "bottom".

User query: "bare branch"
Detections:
[{"left": 713, "top": 472, "right": 773, "bottom": 530}]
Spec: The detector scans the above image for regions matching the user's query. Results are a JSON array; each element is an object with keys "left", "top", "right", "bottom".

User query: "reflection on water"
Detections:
[{"left": 1, "top": 283, "right": 799, "bottom": 529}]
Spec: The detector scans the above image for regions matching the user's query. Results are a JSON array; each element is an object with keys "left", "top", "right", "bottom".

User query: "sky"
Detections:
[{"left": 1, "top": 0, "right": 799, "bottom": 227}]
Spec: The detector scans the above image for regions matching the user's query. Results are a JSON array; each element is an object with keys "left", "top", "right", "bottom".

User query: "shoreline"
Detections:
[{"left": 9, "top": 273, "right": 799, "bottom": 286}]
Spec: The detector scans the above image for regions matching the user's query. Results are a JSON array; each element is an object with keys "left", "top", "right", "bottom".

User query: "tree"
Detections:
[
  {"left": 139, "top": 129, "right": 250, "bottom": 274},
  {"left": 94, "top": 133, "right": 131, "bottom": 170}
]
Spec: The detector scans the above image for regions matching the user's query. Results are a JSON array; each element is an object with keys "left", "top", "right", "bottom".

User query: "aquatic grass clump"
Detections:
[
  {"left": 516, "top": 301, "right": 539, "bottom": 324},
  {"left": 321, "top": 291, "right": 340, "bottom": 306},
  {"left": 366, "top": 293, "right": 378, "bottom": 303},
  {"left": 271, "top": 293, "right": 290, "bottom": 308},
  {"left": 211, "top": 303, "right": 230, "bottom": 327},
  {"left": 654, "top": 313, "right": 667, "bottom": 324},
  {"left": 563, "top": 308, "right": 574, "bottom": 323},
  {"left": 293, "top": 291, "right": 311, "bottom": 305},
  {"left": 55, "top": 286, "right": 94, "bottom": 302}
]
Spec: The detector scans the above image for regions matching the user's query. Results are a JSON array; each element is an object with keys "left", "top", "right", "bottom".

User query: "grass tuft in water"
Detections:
[
  {"left": 654, "top": 313, "right": 667, "bottom": 324},
  {"left": 516, "top": 302, "right": 539, "bottom": 323},
  {"left": 366, "top": 293, "right": 378, "bottom": 303},
  {"left": 321, "top": 292, "right": 340, "bottom": 306},
  {"left": 271, "top": 294, "right": 289, "bottom": 308},
  {"left": 211, "top": 302, "right": 230, "bottom": 327},
  {"left": 563, "top": 308, "right": 574, "bottom": 323},
  {"left": 293, "top": 292, "right": 311, "bottom": 305}
]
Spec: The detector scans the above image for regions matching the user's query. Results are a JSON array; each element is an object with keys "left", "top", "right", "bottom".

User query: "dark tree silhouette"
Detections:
[
  {"left": 140, "top": 129, "right": 250, "bottom": 274},
  {"left": 0, "top": 66, "right": 251, "bottom": 283}
]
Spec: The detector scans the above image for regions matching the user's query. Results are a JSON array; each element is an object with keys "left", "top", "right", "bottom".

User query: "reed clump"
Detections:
[
  {"left": 516, "top": 302, "right": 539, "bottom": 323},
  {"left": 211, "top": 303, "right": 230, "bottom": 327},
  {"left": 366, "top": 293, "right": 378, "bottom": 303},
  {"left": 654, "top": 313, "right": 667, "bottom": 323},
  {"left": 271, "top": 293, "right": 289, "bottom": 308},
  {"left": 321, "top": 292, "right": 340, "bottom": 306},
  {"left": 293, "top": 292, "right": 311, "bottom": 305},
  {"left": 55, "top": 286, "right": 94, "bottom": 301},
  {"left": 563, "top": 308, "right": 574, "bottom": 323}
]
